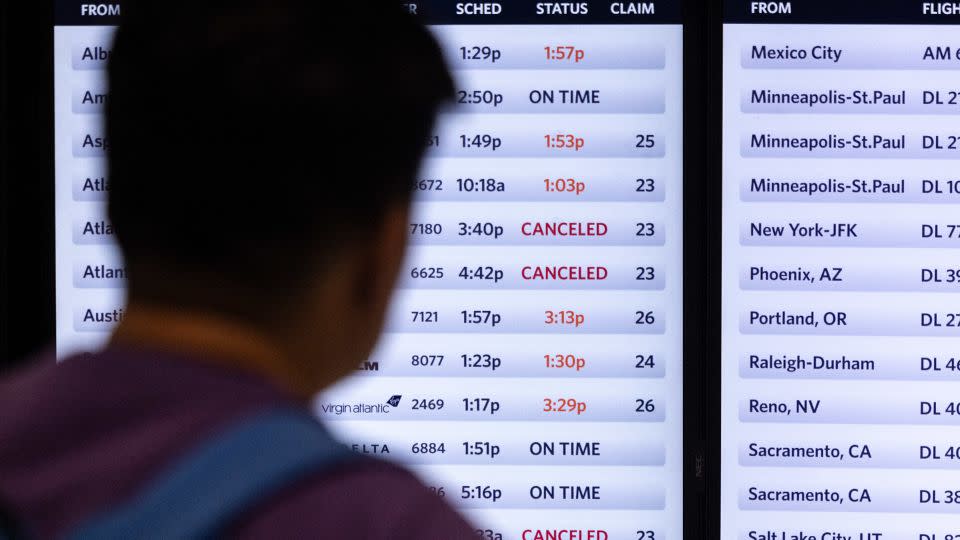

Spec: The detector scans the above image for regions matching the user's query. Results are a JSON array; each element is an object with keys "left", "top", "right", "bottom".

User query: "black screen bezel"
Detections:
[
  {"left": 685, "top": 0, "right": 722, "bottom": 534},
  {"left": 1, "top": 1, "right": 56, "bottom": 370}
]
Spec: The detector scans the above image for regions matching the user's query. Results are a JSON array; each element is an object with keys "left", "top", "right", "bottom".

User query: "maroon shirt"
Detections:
[{"left": 0, "top": 347, "right": 477, "bottom": 539}]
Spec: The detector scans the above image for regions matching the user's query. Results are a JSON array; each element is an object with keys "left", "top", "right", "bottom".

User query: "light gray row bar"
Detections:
[
  {"left": 740, "top": 350, "right": 960, "bottom": 382},
  {"left": 740, "top": 434, "right": 960, "bottom": 470},
  {"left": 328, "top": 422, "right": 664, "bottom": 466},
  {"left": 740, "top": 175, "right": 960, "bottom": 204}
]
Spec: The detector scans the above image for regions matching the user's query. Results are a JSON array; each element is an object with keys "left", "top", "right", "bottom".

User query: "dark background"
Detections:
[{"left": 1, "top": 1, "right": 56, "bottom": 372}]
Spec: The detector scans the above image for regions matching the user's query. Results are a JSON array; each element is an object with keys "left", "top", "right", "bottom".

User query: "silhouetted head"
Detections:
[{"left": 106, "top": 0, "right": 453, "bottom": 390}]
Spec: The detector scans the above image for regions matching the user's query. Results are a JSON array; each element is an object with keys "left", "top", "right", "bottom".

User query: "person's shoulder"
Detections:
[
  {"left": 0, "top": 349, "right": 62, "bottom": 426},
  {"left": 0, "top": 348, "right": 58, "bottom": 389},
  {"left": 231, "top": 457, "right": 478, "bottom": 539}
]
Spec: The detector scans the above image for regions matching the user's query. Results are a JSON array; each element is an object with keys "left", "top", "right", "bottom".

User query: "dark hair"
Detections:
[{"left": 106, "top": 1, "right": 453, "bottom": 304}]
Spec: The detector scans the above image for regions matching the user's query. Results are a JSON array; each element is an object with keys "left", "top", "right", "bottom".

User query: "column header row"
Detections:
[
  {"left": 55, "top": 0, "right": 682, "bottom": 26},
  {"left": 725, "top": 0, "right": 960, "bottom": 25}
]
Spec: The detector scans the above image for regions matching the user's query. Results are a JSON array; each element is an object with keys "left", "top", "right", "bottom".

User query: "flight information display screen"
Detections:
[
  {"left": 54, "top": 1, "right": 684, "bottom": 538},
  {"left": 723, "top": 1, "right": 960, "bottom": 538}
]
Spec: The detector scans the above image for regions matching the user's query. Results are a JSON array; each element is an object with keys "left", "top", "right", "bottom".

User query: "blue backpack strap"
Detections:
[{"left": 68, "top": 408, "right": 353, "bottom": 540}]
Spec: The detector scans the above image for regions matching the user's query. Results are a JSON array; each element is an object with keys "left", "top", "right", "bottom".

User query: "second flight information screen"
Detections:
[
  {"left": 723, "top": 1, "right": 960, "bottom": 539},
  {"left": 54, "top": 1, "right": 684, "bottom": 538}
]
